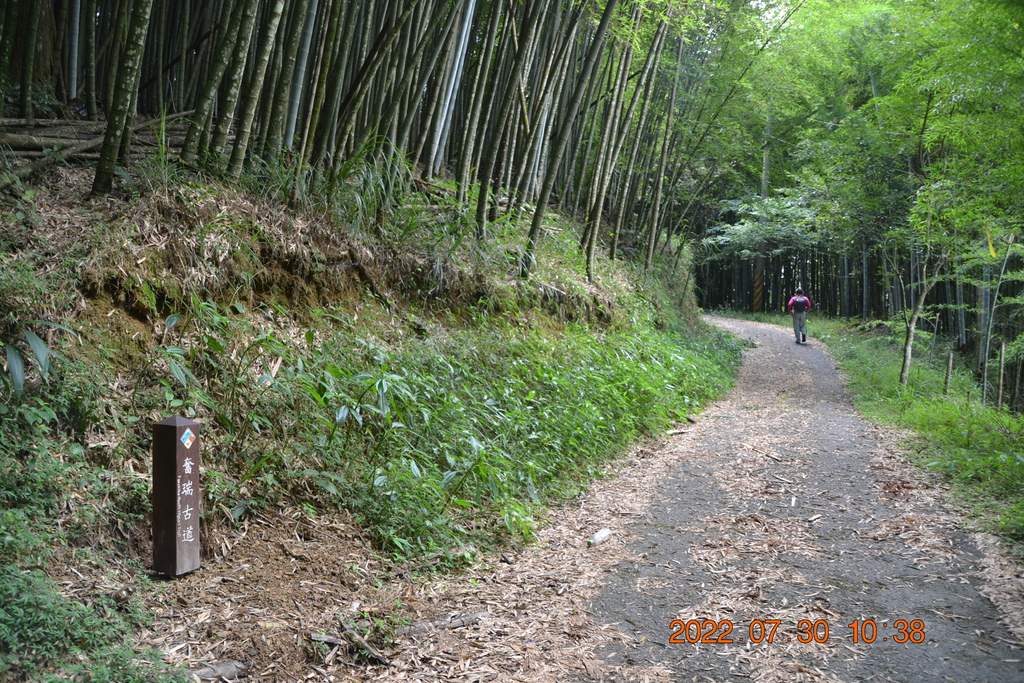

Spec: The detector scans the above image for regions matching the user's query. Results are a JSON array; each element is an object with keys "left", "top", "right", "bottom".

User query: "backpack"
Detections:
[{"left": 792, "top": 296, "right": 808, "bottom": 313}]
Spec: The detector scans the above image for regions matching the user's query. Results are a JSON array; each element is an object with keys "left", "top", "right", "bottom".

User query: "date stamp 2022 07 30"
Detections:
[{"left": 669, "top": 618, "right": 927, "bottom": 646}]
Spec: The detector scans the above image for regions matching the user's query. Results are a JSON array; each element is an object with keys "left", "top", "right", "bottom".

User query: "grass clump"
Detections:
[
  {"left": 0, "top": 380, "right": 187, "bottom": 682},
  {"left": 344, "top": 322, "right": 740, "bottom": 553},
  {"left": 0, "top": 566, "right": 184, "bottom": 683}
]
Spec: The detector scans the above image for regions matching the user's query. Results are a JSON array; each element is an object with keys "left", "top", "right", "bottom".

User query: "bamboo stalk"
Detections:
[
  {"left": 945, "top": 351, "right": 953, "bottom": 395},
  {"left": 998, "top": 341, "right": 1006, "bottom": 408}
]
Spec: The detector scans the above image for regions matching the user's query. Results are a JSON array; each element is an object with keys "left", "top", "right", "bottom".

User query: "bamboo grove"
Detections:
[
  {"left": 2, "top": 0, "right": 1023, "bottom": 409},
  {"left": 0, "top": 0, "right": 754, "bottom": 278}
]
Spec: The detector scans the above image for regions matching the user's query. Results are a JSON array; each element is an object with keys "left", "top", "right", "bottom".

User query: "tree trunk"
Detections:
[
  {"left": 68, "top": 0, "right": 82, "bottom": 100},
  {"left": 84, "top": 0, "right": 98, "bottom": 118},
  {"left": 841, "top": 252, "right": 850, "bottom": 317},
  {"left": 645, "top": 36, "right": 683, "bottom": 272},
  {"left": 900, "top": 279, "right": 934, "bottom": 386},
  {"left": 334, "top": 0, "right": 430, "bottom": 158},
  {"left": 508, "top": 0, "right": 578, "bottom": 208},
  {"left": 956, "top": 267, "right": 967, "bottom": 348},
  {"left": 978, "top": 267, "right": 991, "bottom": 373},
  {"left": 981, "top": 235, "right": 1017, "bottom": 403},
  {"left": 0, "top": 1, "right": 12, "bottom": 83},
  {"left": 20, "top": 1, "right": 44, "bottom": 119},
  {"left": 227, "top": 0, "right": 287, "bottom": 179},
  {"left": 475, "top": 0, "right": 549, "bottom": 240},
  {"left": 427, "top": 0, "right": 476, "bottom": 176},
  {"left": 862, "top": 241, "right": 870, "bottom": 318},
  {"left": 583, "top": 35, "right": 633, "bottom": 281},
  {"left": 284, "top": 0, "right": 321, "bottom": 151},
  {"left": 412, "top": 2, "right": 462, "bottom": 169},
  {"left": 305, "top": 0, "right": 359, "bottom": 171},
  {"left": 209, "top": 0, "right": 263, "bottom": 158},
  {"left": 389, "top": 0, "right": 466, "bottom": 157},
  {"left": 179, "top": 0, "right": 244, "bottom": 165},
  {"left": 92, "top": 0, "right": 154, "bottom": 194},
  {"left": 900, "top": 250, "right": 946, "bottom": 386},
  {"left": 263, "top": 0, "right": 311, "bottom": 160},
  {"left": 295, "top": 0, "right": 344, "bottom": 173},
  {"left": 455, "top": 0, "right": 503, "bottom": 203},
  {"left": 609, "top": 19, "right": 666, "bottom": 261},
  {"left": 520, "top": 0, "right": 619, "bottom": 276}
]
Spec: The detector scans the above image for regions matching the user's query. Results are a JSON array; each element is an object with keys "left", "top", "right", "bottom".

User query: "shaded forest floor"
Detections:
[{"left": 104, "top": 317, "right": 1024, "bottom": 681}]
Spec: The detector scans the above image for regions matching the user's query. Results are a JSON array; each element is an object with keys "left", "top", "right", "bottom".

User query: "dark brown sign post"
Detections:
[{"left": 152, "top": 416, "right": 201, "bottom": 576}]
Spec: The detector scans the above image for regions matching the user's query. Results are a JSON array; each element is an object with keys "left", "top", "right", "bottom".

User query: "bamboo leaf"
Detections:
[
  {"left": 168, "top": 358, "right": 189, "bottom": 388},
  {"left": 986, "top": 223, "right": 998, "bottom": 258},
  {"left": 6, "top": 345, "right": 26, "bottom": 397},
  {"left": 203, "top": 335, "right": 226, "bottom": 354},
  {"left": 306, "top": 386, "right": 326, "bottom": 407},
  {"left": 21, "top": 330, "right": 51, "bottom": 383},
  {"left": 26, "top": 320, "right": 80, "bottom": 340}
]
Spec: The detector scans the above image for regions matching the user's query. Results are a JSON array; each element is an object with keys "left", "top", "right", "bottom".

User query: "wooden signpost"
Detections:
[{"left": 152, "top": 416, "right": 201, "bottom": 576}]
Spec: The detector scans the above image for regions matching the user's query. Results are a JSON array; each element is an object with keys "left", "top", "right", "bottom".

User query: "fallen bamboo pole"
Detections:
[{"left": 0, "top": 111, "right": 193, "bottom": 192}]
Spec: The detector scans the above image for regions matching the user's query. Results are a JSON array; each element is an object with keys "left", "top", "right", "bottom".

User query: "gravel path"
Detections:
[{"left": 579, "top": 317, "right": 1024, "bottom": 682}]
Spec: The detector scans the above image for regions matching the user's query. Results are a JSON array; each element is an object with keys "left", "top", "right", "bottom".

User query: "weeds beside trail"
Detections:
[
  {"left": 2, "top": 309, "right": 738, "bottom": 681},
  {"left": 713, "top": 309, "right": 1024, "bottom": 555},
  {"left": 132, "top": 302, "right": 740, "bottom": 555}
]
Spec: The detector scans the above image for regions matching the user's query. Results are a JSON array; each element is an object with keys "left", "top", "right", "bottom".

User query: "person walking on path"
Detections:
[{"left": 787, "top": 287, "right": 812, "bottom": 343}]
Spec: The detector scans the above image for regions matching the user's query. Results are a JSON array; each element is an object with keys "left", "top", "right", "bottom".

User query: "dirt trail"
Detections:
[{"left": 576, "top": 317, "right": 1024, "bottom": 682}]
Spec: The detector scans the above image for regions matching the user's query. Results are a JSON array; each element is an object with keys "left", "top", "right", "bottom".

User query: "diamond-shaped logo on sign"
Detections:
[{"left": 181, "top": 428, "right": 195, "bottom": 450}]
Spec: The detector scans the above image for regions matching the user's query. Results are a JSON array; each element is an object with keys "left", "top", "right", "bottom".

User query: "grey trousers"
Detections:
[{"left": 792, "top": 311, "right": 807, "bottom": 342}]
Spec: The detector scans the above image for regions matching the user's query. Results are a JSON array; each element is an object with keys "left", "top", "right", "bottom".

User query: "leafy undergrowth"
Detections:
[
  {"left": 1, "top": 163, "right": 740, "bottom": 681},
  {"left": 714, "top": 310, "right": 1024, "bottom": 555},
  {"left": 130, "top": 299, "right": 738, "bottom": 554},
  {"left": 0, "top": 390, "right": 190, "bottom": 682}
]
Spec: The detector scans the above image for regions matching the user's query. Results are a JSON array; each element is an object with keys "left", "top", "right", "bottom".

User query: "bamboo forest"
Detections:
[
  {"left": 3, "top": 0, "right": 1024, "bottom": 679},
  {"left": 3, "top": 0, "right": 1022, "bottom": 405},
  {"left": 0, "top": 0, "right": 1019, "bottom": 375}
]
